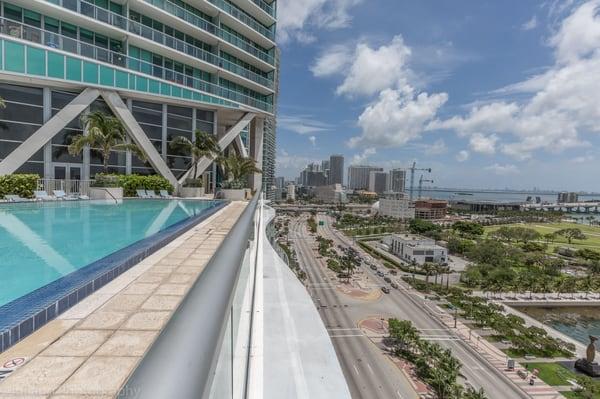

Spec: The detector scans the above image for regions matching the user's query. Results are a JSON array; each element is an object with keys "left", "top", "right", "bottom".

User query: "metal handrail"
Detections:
[
  {"left": 119, "top": 190, "right": 261, "bottom": 398},
  {"left": 206, "top": 0, "right": 275, "bottom": 41},
  {"left": 0, "top": 18, "right": 273, "bottom": 112}
]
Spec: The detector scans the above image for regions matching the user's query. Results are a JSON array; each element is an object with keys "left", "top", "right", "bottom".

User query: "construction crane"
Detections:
[
  {"left": 418, "top": 175, "right": 434, "bottom": 200},
  {"left": 409, "top": 161, "right": 431, "bottom": 201}
]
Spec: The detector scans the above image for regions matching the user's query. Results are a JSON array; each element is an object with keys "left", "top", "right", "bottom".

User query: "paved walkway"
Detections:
[
  {"left": 435, "top": 307, "right": 566, "bottom": 399},
  {"left": 0, "top": 201, "right": 246, "bottom": 398}
]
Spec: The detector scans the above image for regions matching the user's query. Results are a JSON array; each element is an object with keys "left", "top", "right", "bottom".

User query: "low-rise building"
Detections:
[
  {"left": 558, "top": 192, "right": 579, "bottom": 203},
  {"left": 313, "top": 184, "right": 347, "bottom": 203},
  {"left": 378, "top": 192, "right": 414, "bottom": 220},
  {"left": 414, "top": 199, "right": 448, "bottom": 220},
  {"left": 388, "top": 234, "right": 447, "bottom": 265}
]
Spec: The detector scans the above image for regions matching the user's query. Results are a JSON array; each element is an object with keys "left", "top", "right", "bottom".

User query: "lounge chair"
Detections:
[
  {"left": 136, "top": 189, "right": 150, "bottom": 199},
  {"left": 34, "top": 190, "right": 55, "bottom": 201},
  {"left": 5, "top": 194, "right": 28, "bottom": 202},
  {"left": 79, "top": 195, "right": 90, "bottom": 200},
  {"left": 53, "top": 190, "right": 78, "bottom": 201},
  {"left": 159, "top": 190, "right": 172, "bottom": 199},
  {"left": 146, "top": 190, "right": 160, "bottom": 199}
]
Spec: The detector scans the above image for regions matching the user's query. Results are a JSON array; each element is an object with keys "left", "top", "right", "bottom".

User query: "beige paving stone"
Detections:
[
  {"left": 0, "top": 356, "right": 85, "bottom": 395},
  {"left": 76, "top": 311, "right": 128, "bottom": 330},
  {"left": 176, "top": 266, "right": 204, "bottom": 275},
  {"left": 121, "top": 282, "right": 159, "bottom": 295},
  {"left": 55, "top": 356, "right": 139, "bottom": 396},
  {"left": 100, "top": 294, "right": 147, "bottom": 312},
  {"left": 134, "top": 273, "right": 167, "bottom": 284},
  {"left": 50, "top": 395, "right": 112, "bottom": 399},
  {"left": 122, "top": 311, "right": 171, "bottom": 330},
  {"left": 154, "top": 283, "right": 189, "bottom": 296},
  {"left": 168, "top": 273, "right": 196, "bottom": 284},
  {"left": 0, "top": 320, "right": 77, "bottom": 366},
  {"left": 95, "top": 330, "right": 158, "bottom": 357},
  {"left": 141, "top": 295, "right": 182, "bottom": 311},
  {"left": 42, "top": 330, "right": 112, "bottom": 357},
  {"left": 156, "top": 257, "right": 184, "bottom": 266}
]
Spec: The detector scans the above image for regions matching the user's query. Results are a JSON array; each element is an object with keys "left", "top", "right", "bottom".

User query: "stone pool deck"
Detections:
[{"left": 0, "top": 201, "right": 246, "bottom": 398}]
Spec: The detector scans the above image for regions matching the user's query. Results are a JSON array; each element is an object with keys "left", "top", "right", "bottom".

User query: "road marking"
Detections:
[
  {"left": 353, "top": 364, "right": 360, "bottom": 375},
  {"left": 367, "top": 363, "right": 375, "bottom": 375},
  {"left": 397, "top": 390, "right": 403, "bottom": 398},
  {"left": 330, "top": 334, "right": 365, "bottom": 338}
]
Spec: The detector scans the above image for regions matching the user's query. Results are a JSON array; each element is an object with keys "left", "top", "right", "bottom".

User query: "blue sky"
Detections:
[{"left": 274, "top": 0, "right": 600, "bottom": 191}]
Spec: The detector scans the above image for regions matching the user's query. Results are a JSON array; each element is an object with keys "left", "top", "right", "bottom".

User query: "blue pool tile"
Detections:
[
  {"left": 46, "top": 304, "right": 56, "bottom": 321},
  {"left": 34, "top": 310, "right": 46, "bottom": 329},
  {"left": 10, "top": 326, "right": 18, "bottom": 346},
  {"left": 19, "top": 318, "right": 33, "bottom": 338}
]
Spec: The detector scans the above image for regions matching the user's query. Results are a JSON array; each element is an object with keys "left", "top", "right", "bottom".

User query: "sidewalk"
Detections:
[{"left": 436, "top": 309, "right": 566, "bottom": 399}]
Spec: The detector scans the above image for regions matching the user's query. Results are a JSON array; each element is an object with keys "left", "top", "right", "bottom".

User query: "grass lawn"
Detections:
[
  {"left": 484, "top": 222, "right": 600, "bottom": 253},
  {"left": 523, "top": 362, "right": 576, "bottom": 386},
  {"left": 563, "top": 391, "right": 600, "bottom": 399}
]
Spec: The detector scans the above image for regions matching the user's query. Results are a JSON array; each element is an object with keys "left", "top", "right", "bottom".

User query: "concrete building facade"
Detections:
[
  {"left": 414, "top": 199, "right": 448, "bottom": 220},
  {"left": 378, "top": 192, "right": 414, "bottom": 220},
  {"left": 328, "top": 154, "right": 344, "bottom": 186},
  {"left": 368, "top": 170, "right": 387, "bottom": 194},
  {"left": 0, "top": 0, "right": 278, "bottom": 192},
  {"left": 388, "top": 233, "right": 447, "bottom": 265},
  {"left": 387, "top": 168, "right": 406, "bottom": 193},
  {"left": 313, "top": 183, "right": 346, "bottom": 203},
  {"left": 347, "top": 165, "right": 382, "bottom": 190}
]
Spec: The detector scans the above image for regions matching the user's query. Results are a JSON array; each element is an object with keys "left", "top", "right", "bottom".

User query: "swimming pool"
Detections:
[{"left": 0, "top": 199, "right": 225, "bottom": 351}]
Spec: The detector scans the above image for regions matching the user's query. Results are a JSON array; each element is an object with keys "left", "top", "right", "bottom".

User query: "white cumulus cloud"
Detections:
[
  {"left": 456, "top": 150, "right": 470, "bottom": 162},
  {"left": 485, "top": 163, "right": 519, "bottom": 175}
]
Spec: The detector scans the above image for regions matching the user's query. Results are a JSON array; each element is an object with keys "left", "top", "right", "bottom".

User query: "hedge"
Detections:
[
  {"left": 93, "top": 174, "right": 174, "bottom": 197},
  {"left": 0, "top": 174, "right": 39, "bottom": 199}
]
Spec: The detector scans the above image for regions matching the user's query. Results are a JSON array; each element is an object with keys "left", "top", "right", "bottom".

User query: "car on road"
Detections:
[
  {"left": 384, "top": 277, "right": 392, "bottom": 283},
  {"left": 391, "top": 282, "right": 398, "bottom": 289},
  {"left": 381, "top": 287, "right": 390, "bottom": 294},
  {"left": 376, "top": 271, "right": 384, "bottom": 277},
  {"left": 390, "top": 270, "right": 398, "bottom": 275},
  {"left": 370, "top": 265, "right": 377, "bottom": 271}
]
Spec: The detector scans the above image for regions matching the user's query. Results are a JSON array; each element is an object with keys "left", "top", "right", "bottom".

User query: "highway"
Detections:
[
  {"left": 288, "top": 218, "right": 418, "bottom": 399},
  {"left": 289, "top": 214, "right": 531, "bottom": 399}
]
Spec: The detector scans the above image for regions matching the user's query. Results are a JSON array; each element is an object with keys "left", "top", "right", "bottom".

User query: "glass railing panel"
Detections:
[{"left": 207, "top": 0, "right": 274, "bottom": 41}]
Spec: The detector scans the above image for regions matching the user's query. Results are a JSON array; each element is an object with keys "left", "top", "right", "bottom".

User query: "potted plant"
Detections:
[
  {"left": 218, "top": 154, "right": 261, "bottom": 200},
  {"left": 170, "top": 130, "right": 220, "bottom": 198},
  {"left": 69, "top": 111, "right": 146, "bottom": 200}
]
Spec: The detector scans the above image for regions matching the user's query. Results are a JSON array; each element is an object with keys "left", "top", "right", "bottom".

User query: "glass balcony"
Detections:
[
  {"left": 0, "top": 17, "right": 273, "bottom": 112},
  {"left": 141, "top": 0, "right": 276, "bottom": 65},
  {"left": 250, "top": 0, "right": 275, "bottom": 18},
  {"left": 206, "top": 0, "right": 275, "bottom": 41},
  {"left": 45, "top": 0, "right": 275, "bottom": 87}
]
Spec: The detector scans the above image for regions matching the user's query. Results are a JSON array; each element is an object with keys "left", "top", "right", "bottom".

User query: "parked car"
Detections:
[
  {"left": 391, "top": 283, "right": 398, "bottom": 289},
  {"left": 390, "top": 270, "right": 398, "bottom": 275},
  {"left": 370, "top": 265, "right": 377, "bottom": 271},
  {"left": 377, "top": 271, "right": 385, "bottom": 277},
  {"left": 384, "top": 277, "right": 392, "bottom": 283},
  {"left": 381, "top": 287, "right": 390, "bottom": 294}
]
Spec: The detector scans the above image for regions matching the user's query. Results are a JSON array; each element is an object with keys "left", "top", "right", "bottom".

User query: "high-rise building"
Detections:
[
  {"left": 0, "top": 0, "right": 278, "bottom": 194},
  {"left": 369, "top": 171, "right": 388, "bottom": 194},
  {"left": 347, "top": 165, "right": 382, "bottom": 190},
  {"left": 557, "top": 192, "right": 579, "bottom": 203},
  {"left": 387, "top": 168, "right": 406, "bottom": 193},
  {"left": 328, "top": 154, "right": 344, "bottom": 185},
  {"left": 275, "top": 176, "right": 285, "bottom": 190},
  {"left": 321, "top": 159, "right": 330, "bottom": 176}
]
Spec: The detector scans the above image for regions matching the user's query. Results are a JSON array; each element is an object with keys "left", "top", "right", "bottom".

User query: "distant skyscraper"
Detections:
[
  {"left": 348, "top": 165, "right": 383, "bottom": 190},
  {"left": 387, "top": 169, "right": 407, "bottom": 193},
  {"left": 329, "top": 155, "right": 344, "bottom": 185},
  {"left": 275, "top": 176, "right": 285, "bottom": 190},
  {"left": 369, "top": 171, "right": 388, "bottom": 194}
]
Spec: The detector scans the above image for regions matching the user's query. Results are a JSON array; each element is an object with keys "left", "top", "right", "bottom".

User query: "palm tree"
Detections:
[
  {"left": 170, "top": 130, "right": 220, "bottom": 181},
  {"left": 220, "top": 153, "right": 261, "bottom": 189},
  {"left": 68, "top": 111, "right": 145, "bottom": 173},
  {"left": 422, "top": 262, "right": 436, "bottom": 285}
]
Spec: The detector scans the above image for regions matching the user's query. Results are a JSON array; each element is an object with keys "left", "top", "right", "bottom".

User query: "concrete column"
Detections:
[
  {"left": 162, "top": 104, "right": 168, "bottom": 161},
  {"left": 42, "top": 88, "right": 52, "bottom": 178},
  {"left": 249, "top": 118, "right": 264, "bottom": 191},
  {"left": 82, "top": 106, "right": 91, "bottom": 181},
  {"left": 211, "top": 110, "right": 218, "bottom": 193},
  {"left": 125, "top": 98, "right": 133, "bottom": 175}
]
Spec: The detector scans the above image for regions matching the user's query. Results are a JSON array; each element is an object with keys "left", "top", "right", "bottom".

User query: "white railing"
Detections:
[{"left": 37, "top": 179, "right": 92, "bottom": 196}]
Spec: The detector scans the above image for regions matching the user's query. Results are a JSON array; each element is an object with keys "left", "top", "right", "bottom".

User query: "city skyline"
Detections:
[{"left": 275, "top": 0, "right": 600, "bottom": 191}]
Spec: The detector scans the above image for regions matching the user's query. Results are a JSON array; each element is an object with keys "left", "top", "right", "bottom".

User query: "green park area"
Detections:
[
  {"left": 523, "top": 362, "right": 600, "bottom": 399},
  {"left": 485, "top": 222, "right": 600, "bottom": 253}
]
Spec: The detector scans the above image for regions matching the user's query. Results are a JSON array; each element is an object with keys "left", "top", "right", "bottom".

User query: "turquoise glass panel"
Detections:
[
  {"left": 149, "top": 79, "right": 160, "bottom": 94},
  {"left": 115, "top": 70, "right": 128, "bottom": 88},
  {"left": 4, "top": 41, "right": 25, "bottom": 73},
  {"left": 182, "top": 89, "right": 192, "bottom": 99},
  {"left": 99, "top": 65, "right": 114, "bottom": 86},
  {"left": 83, "top": 62, "right": 98, "bottom": 84},
  {"left": 66, "top": 57, "right": 81, "bottom": 81},
  {"left": 171, "top": 86, "right": 181, "bottom": 97},
  {"left": 160, "top": 82, "right": 170, "bottom": 95},
  {"left": 26, "top": 47, "right": 46, "bottom": 76},
  {"left": 135, "top": 76, "right": 147, "bottom": 91},
  {"left": 47, "top": 52, "right": 64, "bottom": 79}
]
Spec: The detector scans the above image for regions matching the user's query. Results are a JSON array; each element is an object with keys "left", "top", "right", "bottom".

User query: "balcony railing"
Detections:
[
  {"left": 48, "top": 0, "right": 276, "bottom": 87},
  {"left": 0, "top": 18, "right": 273, "bottom": 112},
  {"left": 206, "top": 0, "right": 275, "bottom": 41},
  {"left": 250, "top": 0, "right": 275, "bottom": 18},
  {"left": 141, "top": 0, "right": 276, "bottom": 65},
  {"left": 119, "top": 190, "right": 262, "bottom": 399}
]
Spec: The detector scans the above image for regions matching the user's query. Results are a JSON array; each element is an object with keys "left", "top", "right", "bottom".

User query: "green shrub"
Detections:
[
  {"left": 93, "top": 173, "right": 174, "bottom": 197},
  {"left": 0, "top": 174, "right": 39, "bottom": 198}
]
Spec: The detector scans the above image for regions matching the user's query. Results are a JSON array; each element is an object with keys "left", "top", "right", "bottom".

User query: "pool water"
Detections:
[{"left": 0, "top": 199, "right": 221, "bottom": 307}]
